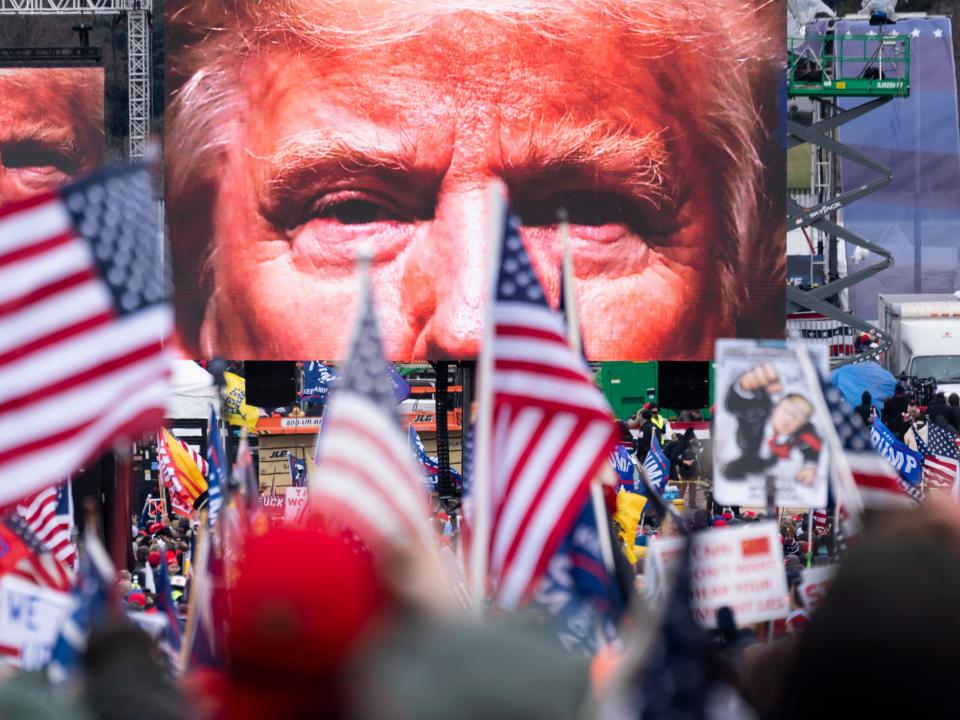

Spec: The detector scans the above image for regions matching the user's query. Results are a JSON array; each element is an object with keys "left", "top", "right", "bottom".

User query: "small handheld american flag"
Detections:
[
  {"left": 483, "top": 210, "right": 617, "bottom": 610},
  {"left": 0, "top": 164, "right": 171, "bottom": 508}
]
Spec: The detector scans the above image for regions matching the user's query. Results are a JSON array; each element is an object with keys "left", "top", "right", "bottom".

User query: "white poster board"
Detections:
[
  {"left": 713, "top": 340, "right": 830, "bottom": 508},
  {"left": 798, "top": 564, "right": 838, "bottom": 611},
  {"left": 0, "top": 576, "right": 75, "bottom": 670},
  {"left": 285, "top": 486, "right": 308, "bottom": 522},
  {"left": 646, "top": 522, "right": 790, "bottom": 628}
]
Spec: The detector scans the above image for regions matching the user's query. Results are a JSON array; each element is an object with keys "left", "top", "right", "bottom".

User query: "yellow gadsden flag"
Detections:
[{"left": 223, "top": 371, "right": 260, "bottom": 430}]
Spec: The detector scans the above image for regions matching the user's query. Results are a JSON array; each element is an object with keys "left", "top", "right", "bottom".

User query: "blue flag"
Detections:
[
  {"left": 288, "top": 452, "right": 307, "bottom": 488},
  {"left": 156, "top": 554, "right": 183, "bottom": 661},
  {"left": 47, "top": 534, "right": 114, "bottom": 682},
  {"left": 205, "top": 406, "right": 225, "bottom": 526},
  {"left": 408, "top": 425, "right": 462, "bottom": 490},
  {"left": 387, "top": 365, "right": 412, "bottom": 403},
  {"left": 300, "top": 361, "right": 339, "bottom": 403},
  {"left": 870, "top": 418, "right": 923, "bottom": 485},
  {"left": 642, "top": 433, "right": 670, "bottom": 493},
  {"left": 534, "top": 500, "right": 625, "bottom": 655},
  {"left": 609, "top": 444, "right": 637, "bottom": 492}
]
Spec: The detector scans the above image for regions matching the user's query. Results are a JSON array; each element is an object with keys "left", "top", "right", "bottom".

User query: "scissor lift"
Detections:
[{"left": 786, "top": 28, "right": 911, "bottom": 366}]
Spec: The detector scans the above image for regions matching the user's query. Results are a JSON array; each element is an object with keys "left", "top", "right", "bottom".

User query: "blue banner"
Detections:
[
  {"left": 301, "top": 362, "right": 410, "bottom": 404},
  {"left": 608, "top": 444, "right": 636, "bottom": 492},
  {"left": 300, "top": 361, "right": 338, "bottom": 403},
  {"left": 642, "top": 433, "right": 670, "bottom": 493},
  {"left": 871, "top": 418, "right": 923, "bottom": 485}
]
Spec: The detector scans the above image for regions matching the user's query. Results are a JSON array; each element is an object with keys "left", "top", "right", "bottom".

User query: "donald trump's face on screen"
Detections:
[
  {"left": 165, "top": 0, "right": 785, "bottom": 361},
  {"left": 0, "top": 68, "right": 104, "bottom": 206}
]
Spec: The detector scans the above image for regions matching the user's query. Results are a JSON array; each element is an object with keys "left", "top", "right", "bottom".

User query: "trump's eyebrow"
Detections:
[
  {"left": 260, "top": 131, "right": 440, "bottom": 201},
  {"left": 500, "top": 119, "right": 676, "bottom": 207}
]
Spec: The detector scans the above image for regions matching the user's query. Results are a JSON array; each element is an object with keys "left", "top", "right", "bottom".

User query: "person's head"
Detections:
[
  {"left": 649, "top": 405, "right": 660, "bottom": 417},
  {"left": 640, "top": 410, "right": 652, "bottom": 422},
  {"left": 771, "top": 393, "right": 813, "bottom": 435},
  {"left": 165, "top": 0, "right": 784, "bottom": 362},
  {"left": 935, "top": 392, "right": 946, "bottom": 404},
  {"left": 907, "top": 399, "right": 922, "bottom": 421},
  {"left": 894, "top": 382, "right": 906, "bottom": 396},
  {"left": 861, "top": 390, "right": 871, "bottom": 406},
  {"left": 683, "top": 427, "right": 696, "bottom": 443},
  {"left": 148, "top": 550, "right": 161, "bottom": 568},
  {"left": 136, "top": 546, "right": 149, "bottom": 564},
  {"left": 0, "top": 68, "right": 104, "bottom": 206}
]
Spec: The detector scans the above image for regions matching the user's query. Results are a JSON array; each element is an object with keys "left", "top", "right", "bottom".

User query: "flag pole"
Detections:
[
  {"left": 112, "top": 439, "right": 133, "bottom": 572},
  {"left": 793, "top": 344, "right": 864, "bottom": 524},
  {"left": 469, "top": 182, "right": 506, "bottom": 617},
  {"left": 559, "top": 210, "right": 616, "bottom": 574},
  {"left": 180, "top": 507, "right": 209, "bottom": 669}
]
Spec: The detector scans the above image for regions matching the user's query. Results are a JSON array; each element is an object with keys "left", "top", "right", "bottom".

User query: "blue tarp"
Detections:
[{"left": 830, "top": 360, "right": 896, "bottom": 410}]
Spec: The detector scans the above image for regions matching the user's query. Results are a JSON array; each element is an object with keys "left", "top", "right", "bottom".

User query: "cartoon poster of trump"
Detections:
[{"left": 713, "top": 340, "right": 830, "bottom": 509}]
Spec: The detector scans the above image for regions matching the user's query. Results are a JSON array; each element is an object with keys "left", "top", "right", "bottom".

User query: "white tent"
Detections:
[{"left": 165, "top": 360, "right": 217, "bottom": 419}]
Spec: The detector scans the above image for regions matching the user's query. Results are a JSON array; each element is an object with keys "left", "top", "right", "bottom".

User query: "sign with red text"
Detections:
[
  {"left": 646, "top": 522, "right": 789, "bottom": 628},
  {"left": 689, "top": 522, "right": 788, "bottom": 627},
  {"left": 285, "top": 486, "right": 308, "bottom": 523},
  {"left": 798, "top": 564, "right": 837, "bottom": 611},
  {"left": 258, "top": 493, "right": 286, "bottom": 523}
]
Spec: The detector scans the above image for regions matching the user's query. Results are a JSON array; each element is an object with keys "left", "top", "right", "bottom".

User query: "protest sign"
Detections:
[
  {"left": 646, "top": 522, "right": 789, "bottom": 628},
  {"left": 0, "top": 576, "right": 74, "bottom": 670},
  {"left": 258, "top": 493, "right": 286, "bottom": 523},
  {"left": 285, "top": 487, "right": 308, "bottom": 522},
  {"left": 799, "top": 564, "right": 838, "bottom": 611},
  {"left": 713, "top": 340, "right": 830, "bottom": 508}
]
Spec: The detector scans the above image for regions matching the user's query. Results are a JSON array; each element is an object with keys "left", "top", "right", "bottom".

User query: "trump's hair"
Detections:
[{"left": 164, "top": 0, "right": 785, "bottom": 349}]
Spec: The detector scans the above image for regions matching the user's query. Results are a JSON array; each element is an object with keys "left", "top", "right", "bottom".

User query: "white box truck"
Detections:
[{"left": 879, "top": 294, "right": 960, "bottom": 397}]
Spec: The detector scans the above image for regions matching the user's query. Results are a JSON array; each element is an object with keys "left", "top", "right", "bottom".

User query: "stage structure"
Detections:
[
  {"left": 786, "top": 20, "right": 910, "bottom": 366},
  {"left": 0, "top": 0, "right": 150, "bottom": 160}
]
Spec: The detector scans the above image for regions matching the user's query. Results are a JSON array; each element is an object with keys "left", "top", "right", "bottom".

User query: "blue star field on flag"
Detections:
[{"left": 496, "top": 213, "right": 547, "bottom": 306}]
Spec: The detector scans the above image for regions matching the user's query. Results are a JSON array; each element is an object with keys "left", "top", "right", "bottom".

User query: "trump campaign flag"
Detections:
[
  {"left": 642, "top": 433, "right": 670, "bottom": 494},
  {"left": 0, "top": 165, "right": 170, "bottom": 508},
  {"left": 870, "top": 418, "right": 923, "bottom": 485},
  {"left": 609, "top": 444, "right": 638, "bottom": 493}
]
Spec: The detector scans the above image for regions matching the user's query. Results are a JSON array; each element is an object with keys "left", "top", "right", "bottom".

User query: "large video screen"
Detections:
[
  {"left": 164, "top": 0, "right": 785, "bottom": 361},
  {"left": 0, "top": 68, "right": 104, "bottom": 205}
]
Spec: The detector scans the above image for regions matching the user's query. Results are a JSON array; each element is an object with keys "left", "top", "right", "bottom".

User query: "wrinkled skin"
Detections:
[
  {"left": 195, "top": 18, "right": 734, "bottom": 361},
  {"left": 0, "top": 69, "right": 104, "bottom": 204}
]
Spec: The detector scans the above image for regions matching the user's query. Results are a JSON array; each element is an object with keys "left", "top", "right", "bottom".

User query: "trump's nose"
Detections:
[{"left": 402, "top": 187, "right": 494, "bottom": 359}]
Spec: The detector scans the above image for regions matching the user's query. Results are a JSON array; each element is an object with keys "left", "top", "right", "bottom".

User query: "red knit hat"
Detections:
[{"left": 216, "top": 524, "right": 389, "bottom": 719}]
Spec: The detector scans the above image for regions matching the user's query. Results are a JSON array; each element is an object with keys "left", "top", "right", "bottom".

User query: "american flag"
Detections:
[
  {"left": 0, "top": 512, "right": 72, "bottom": 592},
  {"left": 309, "top": 263, "right": 434, "bottom": 551},
  {"left": 205, "top": 406, "right": 225, "bottom": 526},
  {"left": 15, "top": 480, "right": 77, "bottom": 570},
  {"left": 914, "top": 422, "right": 960, "bottom": 491},
  {"left": 0, "top": 165, "right": 170, "bottom": 508},
  {"left": 819, "top": 375, "right": 918, "bottom": 509},
  {"left": 485, "top": 211, "right": 617, "bottom": 610}
]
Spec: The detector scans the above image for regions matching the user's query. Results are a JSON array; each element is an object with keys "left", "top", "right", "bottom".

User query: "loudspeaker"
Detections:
[
  {"left": 657, "top": 361, "right": 710, "bottom": 412},
  {"left": 245, "top": 361, "right": 297, "bottom": 408}
]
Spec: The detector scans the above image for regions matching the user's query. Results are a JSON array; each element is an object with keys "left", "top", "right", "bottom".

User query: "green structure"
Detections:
[
  {"left": 596, "top": 362, "right": 715, "bottom": 421},
  {"left": 788, "top": 33, "right": 910, "bottom": 97}
]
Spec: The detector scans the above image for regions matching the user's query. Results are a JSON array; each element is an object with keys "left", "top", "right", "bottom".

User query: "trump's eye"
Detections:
[
  {"left": 517, "top": 190, "right": 636, "bottom": 228},
  {"left": 1, "top": 140, "right": 80, "bottom": 176},
  {"left": 313, "top": 196, "right": 406, "bottom": 225}
]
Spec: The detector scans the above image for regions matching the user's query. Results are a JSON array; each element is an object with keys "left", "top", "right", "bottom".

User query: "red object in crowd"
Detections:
[
  {"left": 713, "top": 519, "right": 728, "bottom": 528},
  {"left": 148, "top": 551, "right": 161, "bottom": 567},
  {"left": 128, "top": 591, "right": 146, "bottom": 608},
  {"left": 213, "top": 523, "right": 390, "bottom": 719},
  {"left": 164, "top": 550, "right": 177, "bottom": 565},
  {"left": 149, "top": 522, "right": 165, "bottom": 535}
]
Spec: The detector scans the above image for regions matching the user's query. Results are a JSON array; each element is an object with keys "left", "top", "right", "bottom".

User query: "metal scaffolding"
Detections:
[
  {"left": 787, "top": 26, "right": 910, "bottom": 366},
  {"left": 0, "top": 0, "right": 151, "bottom": 160}
]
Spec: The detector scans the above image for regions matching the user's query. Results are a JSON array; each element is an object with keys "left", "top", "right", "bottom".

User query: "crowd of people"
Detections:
[{"left": 2, "top": 382, "right": 960, "bottom": 719}]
